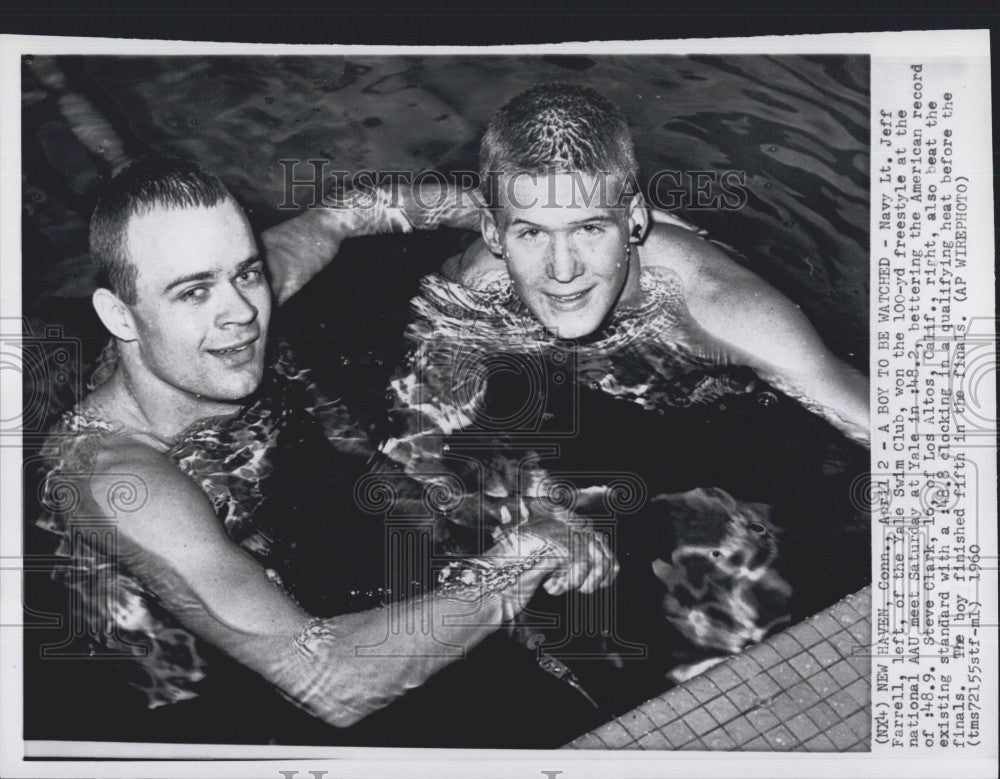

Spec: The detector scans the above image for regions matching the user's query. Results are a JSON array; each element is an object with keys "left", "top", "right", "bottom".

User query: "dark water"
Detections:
[{"left": 21, "top": 54, "right": 870, "bottom": 744}]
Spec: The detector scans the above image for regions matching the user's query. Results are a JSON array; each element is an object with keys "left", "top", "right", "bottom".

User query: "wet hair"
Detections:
[
  {"left": 479, "top": 82, "right": 639, "bottom": 205},
  {"left": 90, "top": 156, "right": 233, "bottom": 304}
]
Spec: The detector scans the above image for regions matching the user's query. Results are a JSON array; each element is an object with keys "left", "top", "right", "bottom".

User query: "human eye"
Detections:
[
  {"left": 237, "top": 265, "right": 264, "bottom": 285},
  {"left": 580, "top": 224, "right": 604, "bottom": 235},
  {"left": 178, "top": 286, "right": 209, "bottom": 303},
  {"left": 517, "top": 227, "right": 541, "bottom": 240}
]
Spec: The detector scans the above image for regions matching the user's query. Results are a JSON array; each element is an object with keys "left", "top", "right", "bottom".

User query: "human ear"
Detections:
[
  {"left": 92, "top": 288, "right": 138, "bottom": 342},
  {"left": 626, "top": 193, "right": 650, "bottom": 243},
  {"left": 480, "top": 209, "right": 504, "bottom": 258}
]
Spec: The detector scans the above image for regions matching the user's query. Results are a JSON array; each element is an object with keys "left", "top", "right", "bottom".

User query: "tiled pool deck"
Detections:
[{"left": 565, "top": 587, "right": 871, "bottom": 751}]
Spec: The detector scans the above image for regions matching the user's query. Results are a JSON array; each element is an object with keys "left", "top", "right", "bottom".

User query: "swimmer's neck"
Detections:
[
  {"left": 91, "top": 356, "right": 243, "bottom": 446},
  {"left": 618, "top": 246, "right": 644, "bottom": 308}
]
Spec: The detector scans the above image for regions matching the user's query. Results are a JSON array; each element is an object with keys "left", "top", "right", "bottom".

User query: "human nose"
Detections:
[
  {"left": 215, "top": 282, "right": 258, "bottom": 327},
  {"left": 545, "top": 234, "right": 583, "bottom": 283}
]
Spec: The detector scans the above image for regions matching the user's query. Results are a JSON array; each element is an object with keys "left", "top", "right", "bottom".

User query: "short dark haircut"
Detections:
[
  {"left": 479, "top": 82, "right": 639, "bottom": 204},
  {"left": 90, "top": 156, "right": 233, "bottom": 304}
]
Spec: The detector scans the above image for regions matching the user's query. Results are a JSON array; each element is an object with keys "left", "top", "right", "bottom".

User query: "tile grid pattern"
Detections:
[{"left": 565, "top": 587, "right": 872, "bottom": 751}]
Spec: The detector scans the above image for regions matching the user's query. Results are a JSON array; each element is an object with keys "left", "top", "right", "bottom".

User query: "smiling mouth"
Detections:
[
  {"left": 208, "top": 337, "right": 258, "bottom": 356},
  {"left": 544, "top": 287, "right": 594, "bottom": 309},
  {"left": 211, "top": 344, "right": 251, "bottom": 354}
]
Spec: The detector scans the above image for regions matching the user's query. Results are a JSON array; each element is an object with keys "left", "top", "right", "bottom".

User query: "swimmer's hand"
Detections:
[
  {"left": 492, "top": 516, "right": 619, "bottom": 599},
  {"left": 541, "top": 523, "right": 619, "bottom": 596}
]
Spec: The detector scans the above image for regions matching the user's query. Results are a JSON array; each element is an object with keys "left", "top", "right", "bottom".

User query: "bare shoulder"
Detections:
[
  {"left": 89, "top": 435, "right": 193, "bottom": 504},
  {"left": 89, "top": 433, "right": 173, "bottom": 477},
  {"left": 641, "top": 223, "right": 825, "bottom": 361},
  {"left": 440, "top": 238, "right": 508, "bottom": 290},
  {"left": 641, "top": 223, "right": 763, "bottom": 308},
  {"left": 84, "top": 432, "right": 220, "bottom": 548}
]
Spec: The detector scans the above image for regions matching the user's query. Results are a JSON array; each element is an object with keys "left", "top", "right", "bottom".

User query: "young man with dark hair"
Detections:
[{"left": 39, "top": 156, "right": 615, "bottom": 743}]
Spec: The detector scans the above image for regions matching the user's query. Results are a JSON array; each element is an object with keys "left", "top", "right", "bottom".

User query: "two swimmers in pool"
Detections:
[
  {"left": 41, "top": 153, "right": 615, "bottom": 735},
  {"left": 42, "top": 82, "right": 868, "bottom": 735}
]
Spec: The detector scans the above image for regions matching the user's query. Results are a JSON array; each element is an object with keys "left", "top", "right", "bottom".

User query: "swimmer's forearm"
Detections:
[
  {"left": 813, "top": 362, "right": 869, "bottom": 437},
  {"left": 130, "top": 533, "right": 555, "bottom": 729},
  {"left": 97, "top": 452, "right": 558, "bottom": 730},
  {"left": 239, "top": 592, "right": 506, "bottom": 728},
  {"left": 262, "top": 206, "right": 351, "bottom": 305},
  {"left": 264, "top": 182, "right": 482, "bottom": 305},
  {"left": 127, "top": 528, "right": 553, "bottom": 729},
  {"left": 242, "top": 536, "right": 557, "bottom": 727},
  {"left": 263, "top": 195, "right": 400, "bottom": 305},
  {"left": 786, "top": 363, "right": 870, "bottom": 445}
]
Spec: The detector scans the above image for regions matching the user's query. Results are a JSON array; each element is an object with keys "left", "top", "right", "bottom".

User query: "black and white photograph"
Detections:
[{"left": 0, "top": 27, "right": 995, "bottom": 779}]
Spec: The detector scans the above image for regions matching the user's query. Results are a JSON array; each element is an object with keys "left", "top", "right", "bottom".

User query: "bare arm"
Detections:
[
  {"left": 263, "top": 182, "right": 483, "bottom": 305},
  {"left": 715, "top": 288, "right": 870, "bottom": 443},
  {"left": 645, "top": 225, "right": 870, "bottom": 443},
  {"left": 85, "top": 441, "right": 594, "bottom": 728}
]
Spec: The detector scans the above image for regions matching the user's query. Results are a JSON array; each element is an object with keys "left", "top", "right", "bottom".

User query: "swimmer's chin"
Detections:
[
  {"left": 538, "top": 321, "right": 601, "bottom": 340},
  {"left": 533, "top": 310, "right": 607, "bottom": 340}
]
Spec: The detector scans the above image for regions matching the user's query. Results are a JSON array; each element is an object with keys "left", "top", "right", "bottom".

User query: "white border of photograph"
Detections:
[{"left": 0, "top": 28, "right": 995, "bottom": 779}]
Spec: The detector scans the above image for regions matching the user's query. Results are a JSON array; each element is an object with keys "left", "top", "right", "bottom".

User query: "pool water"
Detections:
[{"left": 21, "top": 53, "right": 870, "bottom": 742}]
